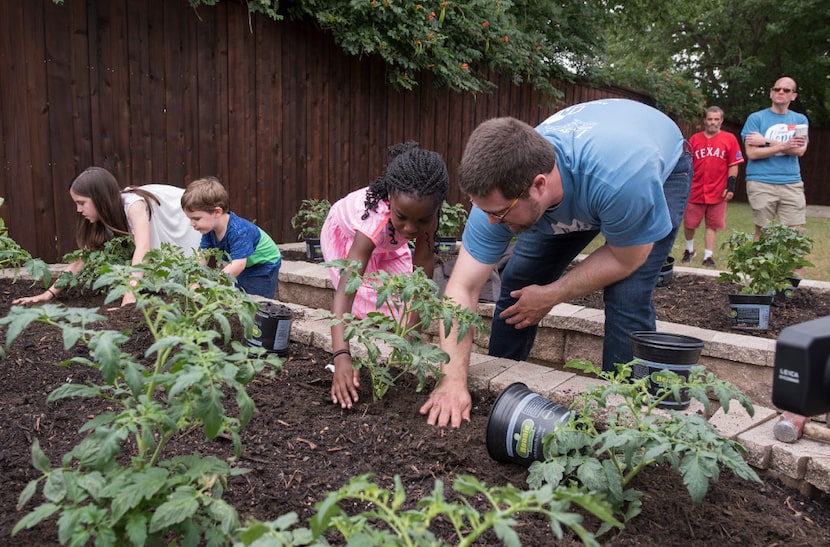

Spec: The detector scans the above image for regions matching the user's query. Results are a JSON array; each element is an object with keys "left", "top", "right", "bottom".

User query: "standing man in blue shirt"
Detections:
[
  {"left": 741, "top": 76, "right": 809, "bottom": 241},
  {"left": 420, "top": 99, "right": 692, "bottom": 428}
]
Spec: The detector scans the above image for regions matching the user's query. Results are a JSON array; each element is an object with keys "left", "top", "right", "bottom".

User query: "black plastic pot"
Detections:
[
  {"left": 728, "top": 293, "right": 774, "bottom": 331},
  {"left": 630, "top": 331, "right": 704, "bottom": 410},
  {"left": 304, "top": 237, "right": 323, "bottom": 262},
  {"left": 655, "top": 256, "right": 675, "bottom": 287},
  {"left": 244, "top": 301, "right": 293, "bottom": 356},
  {"left": 435, "top": 236, "right": 458, "bottom": 254},
  {"left": 776, "top": 276, "right": 802, "bottom": 303},
  {"left": 485, "top": 382, "right": 571, "bottom": 466}
]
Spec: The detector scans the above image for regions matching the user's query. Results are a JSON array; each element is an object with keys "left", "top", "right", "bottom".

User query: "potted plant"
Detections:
[
  {"left": 290, "top": 198, "right": 331, "bottom": 261},
  {"left": 717, "top": 223, "right": 813, "bottom": 331},
  {"left": 435, "top": 201, "right": 468, "bottom": 253},
  {"left": 655, "top": 255, "right": 675, "bottom": 287}
]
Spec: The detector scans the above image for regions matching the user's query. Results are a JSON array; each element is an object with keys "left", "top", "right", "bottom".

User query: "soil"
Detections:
[
  {"left": 287, "top": 248, "right": 830, "bottom": 340},
  {"left": 2, "top": 277, "right": 830, "bottom": 546}
]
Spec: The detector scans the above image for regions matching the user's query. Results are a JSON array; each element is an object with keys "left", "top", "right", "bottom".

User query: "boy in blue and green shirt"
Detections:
[{"left": 182, "top": 177, "right": 281, "bottom": 298}]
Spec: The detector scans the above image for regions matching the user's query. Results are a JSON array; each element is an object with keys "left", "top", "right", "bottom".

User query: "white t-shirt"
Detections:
[{"left": 121, "top": 184, "right": 201, "bottom": 256}]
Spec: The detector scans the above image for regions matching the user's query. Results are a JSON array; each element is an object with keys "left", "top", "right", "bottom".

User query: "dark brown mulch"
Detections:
[
  {"left": 1, "top": 278, "right": 830, "bottom": 546},
  {"left": 572, "top": 272, "right": 830, "bottom": 339},
  {"left": 284, "top": 248, "right": 830, "bottom": 339}
]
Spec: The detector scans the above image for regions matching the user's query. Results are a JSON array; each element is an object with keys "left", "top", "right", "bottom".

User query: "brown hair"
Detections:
[
  {"left": 70, "top": 167, "right": 160, "bottom": 250},
  {"left": 181, "top": 176, "right": 230, "bottom": 213},
  {"left": 459, "top": 117, "right": 556, "bottom": 199}
]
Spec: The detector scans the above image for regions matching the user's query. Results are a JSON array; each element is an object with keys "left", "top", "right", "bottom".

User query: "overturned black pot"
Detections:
[{"left": 485, "top": 383, "right": 571, "bottom": 466}]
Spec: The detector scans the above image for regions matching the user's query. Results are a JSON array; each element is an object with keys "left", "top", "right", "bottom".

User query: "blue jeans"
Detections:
[
  {"left": 236, "top": 259, "right": 281, "bottom": 299},
  {"left": 489, "top": 151, "right": 692, "bottom": 372}
]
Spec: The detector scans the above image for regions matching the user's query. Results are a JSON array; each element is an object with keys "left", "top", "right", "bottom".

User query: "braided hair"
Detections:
[{"left": 362, "top": 142, "right": 449, "bottom": 243}]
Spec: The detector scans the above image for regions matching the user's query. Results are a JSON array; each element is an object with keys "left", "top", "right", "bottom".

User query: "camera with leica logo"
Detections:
[{"left": 772, "top": 316, "right": 830, "bottom": 415}]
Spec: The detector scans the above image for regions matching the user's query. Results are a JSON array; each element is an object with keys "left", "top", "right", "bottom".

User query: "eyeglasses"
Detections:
[
  {"left": 771, "top": 87, "right": 795, "bottom": 93},
  {"left": 475, "top": 186, "right": 530, "bottom": 223}
]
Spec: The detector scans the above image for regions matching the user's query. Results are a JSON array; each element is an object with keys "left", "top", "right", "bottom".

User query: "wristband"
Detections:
[
  {"left": 727, "top": 176, "right": 736, "bottom": 193},
  {"left": 46, "top": 288, "right": 57, "bottom": 298},
  {"left": 331, "top": 349, "right": 351, "bottom": 360}
]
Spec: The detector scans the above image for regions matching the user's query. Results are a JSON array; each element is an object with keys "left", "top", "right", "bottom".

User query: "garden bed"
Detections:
[
  {"left": 1, "top": 280, "right": 830, "bottom": 545},
  {"left": 283, "top": 248, "right": 830, "bottom": 340}
]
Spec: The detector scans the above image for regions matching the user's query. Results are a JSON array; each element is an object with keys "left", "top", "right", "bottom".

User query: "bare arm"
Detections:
[
  {"left": 744, "top": 132, "right": 808, "bottom": 160},
  {"left": 420, "top": 246, "right": 495, "bottom": 427},
  {"left": 126, "top": 200, "right": 152, "bottom": 266},
  {"left": 222, "top": 257, "right": 248, "bottom": 278},
  {"left": 123, "top": 200, "right": 153, "bottom": 305},
  {"left": 12, "top": 259, "right": 84, "bottom": 305},
  {"left": 499, "top": 242, "right": 652, "bottom": 328},
  {"left": 329, "top": 231, "right": 376, "bottom": 409}
]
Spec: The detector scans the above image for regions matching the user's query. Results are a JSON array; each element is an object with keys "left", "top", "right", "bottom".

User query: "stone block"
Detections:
[
  {"left": 709, "top": 402, "right": 778, "bottom": 439},
  {"left": 527, "top": 327, "right": 565, "bottom": 364},
  {"left": 468, "top": 354, "right": 513, "bottom": 392},
  {"left": 489, "top": 361, "right": 575, "bottom": 395},
  {"left": 770, "top": 442, "right": 811, "bottom": 480},
  {"left": 806, "top": 455, "right": 830, "bottom": 494},
  {"left": 563, "top": 331, "right": 603, "bottom": 368},
  {"left": 736, "top": 419, "right": 776, "bottom": 469}
]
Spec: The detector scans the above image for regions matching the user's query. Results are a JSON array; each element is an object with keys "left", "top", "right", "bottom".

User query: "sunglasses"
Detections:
[{"left": 771, "top": 87, "right": 795, "bottom": 93}]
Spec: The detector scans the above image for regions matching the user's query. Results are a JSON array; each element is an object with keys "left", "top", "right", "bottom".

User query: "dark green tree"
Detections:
[{"left": 602, "top": 0, "right": 829, "bottom": 126}]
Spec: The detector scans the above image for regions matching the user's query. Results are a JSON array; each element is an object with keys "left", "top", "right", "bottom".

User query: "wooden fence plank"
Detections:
[
  {"left": 2, "top": 0, "right": 826, "bottom": 263},
  {"left": 20, "top": 0, "right": 50, "bottom": 254},
  {"left": 1, "top": 0, "right": 34, "bottom": 249}
]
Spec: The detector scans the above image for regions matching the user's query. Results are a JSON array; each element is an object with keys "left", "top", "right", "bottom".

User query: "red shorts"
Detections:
[{"left": 683, "top": 201, "right": 727, "bottom": 231}]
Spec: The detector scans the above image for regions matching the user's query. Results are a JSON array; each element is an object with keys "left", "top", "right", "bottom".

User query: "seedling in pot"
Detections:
[{"left": 717, "top": 223, "right": 813, "bottom": 296}]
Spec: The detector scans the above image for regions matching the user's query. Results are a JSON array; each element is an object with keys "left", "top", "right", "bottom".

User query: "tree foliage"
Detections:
[
  {"left": 602, "top": 0, "right": 830, "bottom": 126},
  {"left": 55, "top": 0, "right": 826, "bottom": 124},
  {"left": 186, "top": 0, "right": 611, "bottom": 100}
]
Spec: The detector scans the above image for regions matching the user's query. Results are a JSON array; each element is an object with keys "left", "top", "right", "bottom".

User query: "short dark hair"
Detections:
[{"left": 459, "top": 117, "right": 555, "bottom": 199}]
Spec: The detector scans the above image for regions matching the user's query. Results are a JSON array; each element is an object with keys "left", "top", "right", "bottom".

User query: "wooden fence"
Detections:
[{"left": 1, "top": 0, "right": 827, "bottom": 262}]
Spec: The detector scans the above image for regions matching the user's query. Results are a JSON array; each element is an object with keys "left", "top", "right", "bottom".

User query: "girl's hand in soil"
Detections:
[
  {"left": 331, "top": 356, "right": 360, "bottom": 409},
  {"left": 13, "top": 290, "right": 54, "bottom": 305}
]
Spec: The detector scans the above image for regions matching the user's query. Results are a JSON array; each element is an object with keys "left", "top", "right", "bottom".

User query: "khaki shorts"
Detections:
[{"left": 746, "top": 180, "right": 806, "bottom": 227}]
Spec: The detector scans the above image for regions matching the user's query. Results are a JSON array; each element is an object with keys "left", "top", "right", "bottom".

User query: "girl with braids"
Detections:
[
  {"left": 321, "top": 142, "right": 450, "bottom": 410},
  {"left": 13, "top": 166, "right": 201, "bottom": 307}
]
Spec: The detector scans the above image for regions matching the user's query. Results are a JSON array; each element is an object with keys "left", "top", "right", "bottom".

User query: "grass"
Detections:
[{"left": 582, "top": 202, "right": 830, "bottom": 282}]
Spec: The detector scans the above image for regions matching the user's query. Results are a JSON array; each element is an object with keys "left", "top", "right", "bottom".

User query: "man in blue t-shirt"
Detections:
[
  {"left": 420, "top": 99, "right": 692, "bottom": 428},
  {"left": 741, "top": 76, "right": 809, "bottom": 241}
]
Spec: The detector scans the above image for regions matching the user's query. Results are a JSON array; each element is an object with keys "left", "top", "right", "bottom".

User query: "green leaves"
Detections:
[
  {"left": 6, "top": 244, "right": 279, "bottom": 545},
  {"left": 290, "top": 198, "right": 331, "bottom": 240},
  {"left": 327, "top": 259, "right": 487, "bottom": 401},
  {"left": 528, "top": 361, "right": 762, "bottom": 523},
  {"left": 437, "top": 201, "right": 468, "bottom": 239},
  {"left": 718, "top": 223, "right": 814, "bottom": 295},
  {"left": 298, "top": 472, "right": 618, "bottom": 546}
]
